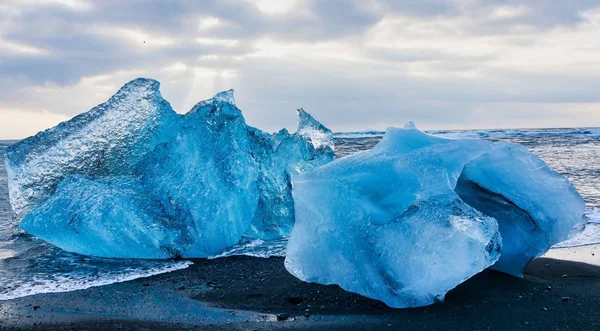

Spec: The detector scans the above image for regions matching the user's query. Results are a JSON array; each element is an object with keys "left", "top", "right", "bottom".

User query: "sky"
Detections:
[{"left": 1, "top": 0, "right": 599, "bottom": 139}]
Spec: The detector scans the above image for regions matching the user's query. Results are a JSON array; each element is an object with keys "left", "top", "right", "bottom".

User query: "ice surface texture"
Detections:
[
  {"left": 285, "top": 124, "right": 586, "bottom": 308},
  {"left": 6, "top": 79, "right": 176, "bottom": 220},
  {"left": 296, "top": 108, "right": 334, "bottom": 150},
  {"left": 6, "top": 78, "right": 334, "bottom": 258}
]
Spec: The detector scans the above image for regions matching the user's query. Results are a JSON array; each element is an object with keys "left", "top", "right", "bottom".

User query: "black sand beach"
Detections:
[{"left": 1, "top": 251, "right": 600, "bottom": 331}]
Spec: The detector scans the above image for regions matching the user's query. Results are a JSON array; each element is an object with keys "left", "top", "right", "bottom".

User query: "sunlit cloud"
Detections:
[
  {"left": 250, "top": 0, "right": 300, "bottom": 15},
  {"left": 489, "top": 5, "right": 530, "bottom": 21},
  {"left": 0, "top": 38, "right": 47, "bottom": 55},
  {"left": 19, "top": 0, "right": 92, "bottom": 11},
  {"left": 1, "top": 0, "right": 599, "bottom": 139},
  {"left": 198, "top": 17, "right": 221, "bottom": 30},
  {"left": 192, "top": 67, "right": 238, "bottom": 78},
  {"left": 196, "top": 37, "right": 238, "bottom": 47},
  {"left": 199, "top": 54, "right": 220, "bottom": 61},
  {"left": 96, "top": 27, "right": 176, "bottom": 48},
  {"left": 162, "top": 62, "right": 188, "bottom": 73},
  {"left": 248, "top": 37, "right": 370, "bottom": 64}
]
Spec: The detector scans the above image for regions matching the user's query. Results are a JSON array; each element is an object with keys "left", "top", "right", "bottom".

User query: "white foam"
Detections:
[
  {"left": 586, "top": 207, "right": 600, "bottom": 224},
  {"left": 334, "top": 132, "right": 385, "bottom": 139},
  {"left": 553, "top": 208, "right": 600, "bottom": 248},
  {"left": 209, "top": 238, "right": 287, "bottom": 259},
  {"left": 336, "top": 128, "right": 600, "bottom": 140},
  {"left": 0, "top": 260, "right": 192, "bottom": 301}
]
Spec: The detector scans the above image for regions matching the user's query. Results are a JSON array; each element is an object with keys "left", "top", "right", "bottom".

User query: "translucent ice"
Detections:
[
  {"left": 285, "top": 125, "right": 585, "bottom": 308},
  {"left": 20, "top": 176, "right": 175, "bottom": 259},
  {"left": 7, "top": 78, "right": 334, "bottom": 258},
  {"left": 296, "top": 108, "right": 334, "bottom": 150},
  {"left": 135, "top": 94, "right": 261, "bottom": 257},
  {"left": 5, "top": 78, "right": 176, "bottom": 220},
  {"left": 455, "top": 146, "right": 587, "bottom": 275},
  {"left": 245, "top": 127, "right": 334, "bottom": 240}
]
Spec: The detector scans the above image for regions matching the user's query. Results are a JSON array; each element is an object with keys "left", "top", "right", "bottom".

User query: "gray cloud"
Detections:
[{"left": 0, "top": 0, "right": 599, "bottom": 138}]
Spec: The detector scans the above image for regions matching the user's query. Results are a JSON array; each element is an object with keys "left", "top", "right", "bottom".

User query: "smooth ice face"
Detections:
[
  {"left": 285, "top": 125, "right": 585, "bottom": 308},
  {"left": 20, "top": 176, "right": 175, "bottom": 259},
  {"left": 5, "top": 78, "right": 176, "bottom": 220},
  {"left": 6, "top": 79, "right": 334, "bottom": 258},
  {"left": 456, "top": 145, "right": 587, "bottom": 276}
]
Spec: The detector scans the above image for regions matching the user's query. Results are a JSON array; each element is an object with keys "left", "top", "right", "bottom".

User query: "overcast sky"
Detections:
[{"left": 1, "top": 0, "right": 599, "bottom": 139}]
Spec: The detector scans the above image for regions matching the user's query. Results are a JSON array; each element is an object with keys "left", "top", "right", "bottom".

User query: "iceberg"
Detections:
[
  {"left": 20, "top": 176, "right": 175, "bottom": 259},
  {"left": 245, "top": 116, "right": 335, "bottom": 240},
  {"left": 5, "top": 79, "right": 176, "bottom": 220},
  {"left": 7, "top": 78, "right": 334, "bottom": 258},
  {"left": 455, "top": 146, "right": 587, "bottom": 275},
  {"left": 133, "top": 92, "right": 261, "bottom": 257},
  {"left": 285, "top": 124, "right": 585, "bottom": 308}
]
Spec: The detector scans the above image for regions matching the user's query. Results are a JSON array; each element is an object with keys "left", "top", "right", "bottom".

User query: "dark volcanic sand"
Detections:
[{"left": 1, "top": 255, "right": 600, "bottom": 330}]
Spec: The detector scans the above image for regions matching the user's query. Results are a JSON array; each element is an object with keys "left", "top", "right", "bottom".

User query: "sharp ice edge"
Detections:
[
  {"left": 296, "top": 108, "right": 334, "bottom": 150},
  {"left": 5, "top": 78, "right": 173, "bottom": 220},
  {"left": 6, "top": 78, "right": 334, "bottom": 259},
  {"left": 285, "top": 123, "right": 586, "bottom": 308},
  {"left": 194, "top": 89, "right": 236, "bottom": 108},
  {"left": 0, "top": 261, "right": 192, "bottom": 301}
]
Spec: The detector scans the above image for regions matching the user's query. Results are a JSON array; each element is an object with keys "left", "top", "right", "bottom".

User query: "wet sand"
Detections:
[{"left": 1, "top": 247, "right": 600, "bottom": 330}]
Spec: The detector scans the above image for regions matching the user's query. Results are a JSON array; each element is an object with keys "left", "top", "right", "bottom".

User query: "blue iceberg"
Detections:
[
  {"left": 20, "top": 176, "right": 175, "bottom": 259},
  {"left": 245, "top": 112, "right": 335, "bottom": 240},
  {"left": 285, "top": 124, "right": 586, "bottom": 308},
  {"left": 6, "top": 78, "right": 334, "bottom": 258},
  {"left": 5, "top": 79, "right": 176, "bottom": 221}
]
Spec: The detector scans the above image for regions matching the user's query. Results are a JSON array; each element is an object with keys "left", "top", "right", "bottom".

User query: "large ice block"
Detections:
[
  {"left": 136, "top": 93, "right": 261, "bottom": 257},
  {"left": 5, "top": 78, "right": 176, "bottom": 220},
  {"left": 455, "top": 145, "right": 587, "bottom": 275},
  {"left": 285, "top": 124, "right": 585, "bottom": 308},
  {"left": 20, "top": 175, "right": 175, "bottom": 259},
  {"left": 7, "top": 78, "right": 335, "bottom": 258}
]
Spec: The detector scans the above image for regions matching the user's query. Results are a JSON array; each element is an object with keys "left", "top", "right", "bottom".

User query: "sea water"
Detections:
[{"left": 0, "top": 128, "right": 599, "bottom": 299}]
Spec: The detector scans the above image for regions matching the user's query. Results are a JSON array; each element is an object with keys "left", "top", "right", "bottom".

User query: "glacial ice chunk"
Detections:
[
  {"left": 455, "top": 145, "right": 587, "bottom": 275},
  {"left": 6, "top": 79, "right": 335, "bottom": 258},
  {"left": 20, "top": 176, "right": 175, "bottom": 259},
  {"left": 285, "top": 124, "right": 585, "bottom": 308},
  {"left": 296, "top": 108, "right": 334, "bottom": 150},
  {"left": 5, "top": 78, "right": 176, "bottom": 220},
  {"left": 245, "top": 127, "right": 334, "bottom": 240},
  {"left": 136, "top": 95, "right": 261, "bottom": 257}
]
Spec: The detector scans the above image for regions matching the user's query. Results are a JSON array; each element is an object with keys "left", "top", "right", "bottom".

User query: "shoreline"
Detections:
[
  {"left": 543, "top": 244, "right": 599, "bottom": 266},
  {"left": 0, "top": 245, "right": 599, "bottom": 330}
]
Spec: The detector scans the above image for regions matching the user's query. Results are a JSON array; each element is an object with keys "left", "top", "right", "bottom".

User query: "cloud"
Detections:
[
  {"left": 0, "top": 108, "right": 70, "bottom": 139},
  {"left": 0, "top": 0, "right": 599, "bottom": 139}
]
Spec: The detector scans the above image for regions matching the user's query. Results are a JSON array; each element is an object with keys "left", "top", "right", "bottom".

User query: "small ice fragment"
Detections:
[{"left": 296, "top": 108, "right": 334, "bottom": 150}]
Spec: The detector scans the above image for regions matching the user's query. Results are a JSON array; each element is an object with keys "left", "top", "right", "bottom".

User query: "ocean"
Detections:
[{"left": 1, "top": 128, "right": 599, "bottom": 300}]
